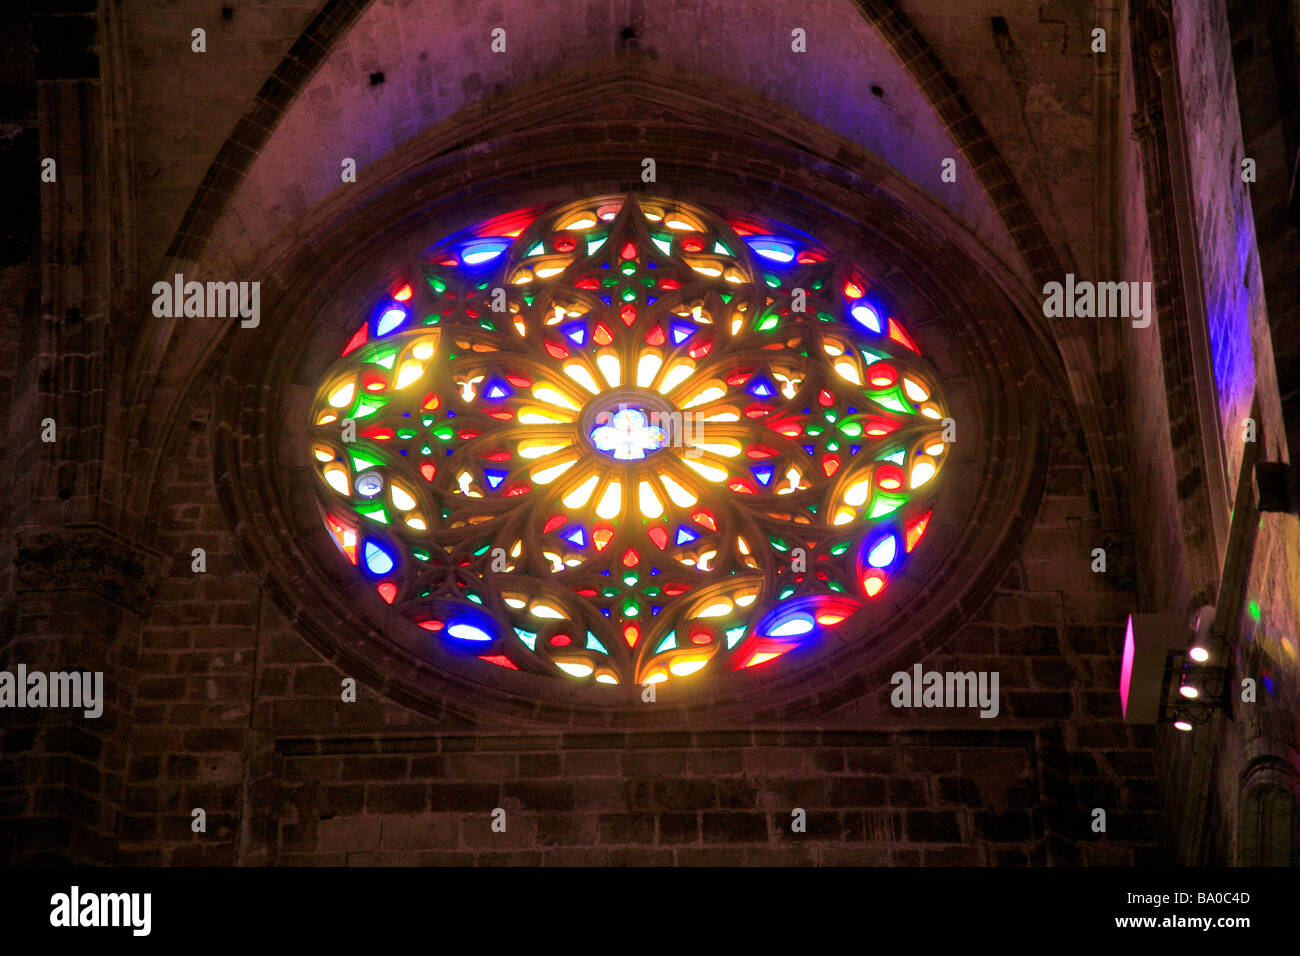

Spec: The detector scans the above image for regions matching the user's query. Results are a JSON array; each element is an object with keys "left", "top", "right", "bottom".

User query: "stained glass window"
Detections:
[{"left": 309, "top": 195, "right": 949, "bottom": 685}]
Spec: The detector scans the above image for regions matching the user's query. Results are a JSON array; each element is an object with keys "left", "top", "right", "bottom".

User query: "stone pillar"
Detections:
[{"left": 2, "top": 527, "right": 162, "bottom": 864}]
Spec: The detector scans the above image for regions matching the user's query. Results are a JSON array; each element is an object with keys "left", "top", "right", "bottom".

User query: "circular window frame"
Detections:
[{"left": 212, "top": 133, "right": 1049, "bottom": 727}]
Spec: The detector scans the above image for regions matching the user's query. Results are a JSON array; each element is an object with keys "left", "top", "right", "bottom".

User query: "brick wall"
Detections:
[{"left": 102, "top": 373, "right": 1169, "bottom": 866}]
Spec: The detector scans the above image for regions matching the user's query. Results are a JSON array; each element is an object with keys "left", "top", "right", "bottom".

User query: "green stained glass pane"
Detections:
[
  {"left": 601, "top": 588, "right": 618, "bottom": 599},
  {"left": 861, "top": 347, "right": 888, "bottom": 363},
  {"left": 522, "top": 293, "right": 536, "bottom": 305},
  {"left": 350, "top": 451, "right": 382, "bottom": 471},
  {"left": 620, "top": 261, "right": 637, "bottom": 276},
  {"left": 764, "top": 274, "right": 780, "bottom": 288},
  {"left": 805, "top": 425, "right": 823, "bottom": 436},
  {"left": 473, "top": 544, "right": 491, "bottom": 555},
  {"left": 769, "top": 537, "right": 789, "bottom": 551},
  {"left": 479, "top": 320, "right": 496, "bottom": 331},
  {"left": 422, "top": 314, "right": 439, "bottom": 325},
  {"left": 427, "top": 276, "right": 446, "bottom": 293},
  {"left": 826, "top": 440, "right": 840, "bottom": 452},
  {"left": 651, "top": 237, "right": 671, "bottom": 256},
  {"left": 868, "top": 493, "right": 907, "bottom": 518},
  {"left": 756, "top": 314, "right": 780, "bottom": 332},
  {"left": 354, "top": 396, "right": 386, "bottom": 418},
  {"left": 725, "top": 625, "right": 747, "bottom": 648},
  {"left": 412, "top": 548, "right": 431, "bottom": 561},
  {"left": 396, "top": 429, "right": 417, "bottom": 439},
  {"left": 720, "top": 293, "right": 734, "bottom": 303},
  {"left": 872, "top": 392, "right": 912, "bottom": 414},
  {"left": 622, "top": 573, "right": 638, "bottom": 586},
  {"left": 713, "top": 241, "right": 731, "bottom": 255},
  {"left": 779, "top": 587, "right": 795, "bottom": 599},
  {"left": 433, "top": 426, "right": 454, "bottom": 440},
  {"left": 839, "top": 420, "right": 863, "bottom": 437},
  {"left": 642, "top": 586, "right": 661, "bottom": 597},
  {"left": 623, "top": 601, "right": 639, "bottom": 617},
  {"left": 421, "top": 415, "right": 435, "bottom": 427},
  {"left": 586, "top": 632, "right": 609, "bottom": 654},
  {"left": 356, "top": 502, "right": 388, "bottom": 524},
  {"left": 823, "top": 410, "right": 838, "bottom": 422},
  {"left": 587, "top": 236, "right": 608, "bottom": 254},
  {"left": 372, "top": 349, "right": 398, "bottom": 369},
  {"left": 816, "top": 311, "right": 834, "bottom": 322},
  {"left": 654, "top": 632, "right": 677, "bottom": 654},
  {"left": 467, "top": 593, "right": 483, "bottom": 604},
  {"left": 601, "top": 277, "right": 620, "bottom": 288},
  {"left": 812, "top": 279, "right": 824, "bottom": 290},
  {"left": 420, "top": 444, "right": 433, "bottom": 455},
  {"left": 883, "top": 450, "right": 906, "bottom": 465},
  {"left": 621, "top": 288, "right": 637, "bottom": 302},
  {"left": 828, "top": 582, "right": 845, "bottom": 593},
  {"left": 526, "top": 241, "right": 545, "bottom": 257},
  {"left": 830, "top": 542, "right": 850, "bottom": 555}
]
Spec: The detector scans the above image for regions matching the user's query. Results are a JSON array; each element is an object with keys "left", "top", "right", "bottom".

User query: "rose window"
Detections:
[{"left": 309, "top": 195, "right": 950, "bottom": 686}]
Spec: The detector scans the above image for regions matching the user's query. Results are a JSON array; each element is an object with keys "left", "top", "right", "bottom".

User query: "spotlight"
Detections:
[
  {"left": 1174, "top": 720, "right": 1193, "bottom": 732},
  {"left": 1189, "top": 646, "right": 1210, "bottom": 663},
  {"left": 1179, "top": 684, "right": 1199, "bottom": 699}
]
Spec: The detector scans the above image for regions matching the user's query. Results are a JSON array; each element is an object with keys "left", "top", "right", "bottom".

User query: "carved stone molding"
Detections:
[{"left": 15, "top": 523, "right": 167, "bottom": 611}]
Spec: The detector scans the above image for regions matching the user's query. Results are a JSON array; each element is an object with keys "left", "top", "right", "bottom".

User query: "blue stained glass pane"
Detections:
[
  {"left": 868, "top": 534, "right": 898, "bottom": 568},
  {"left": 375, "top": 307, "right": 407, "bottom": 336},
  {"left": 747, "top": 377, "right": 775, "bottom": 398},
  {"left": 363, "top": 540, "right": 394, "bottom": 575},
  {"left": 675, "top": 526, "right": 698, "bottom": 545},
  {"left": 484, "top": 470, "right": 507, "bottom": 489},
  {"left": 461, "top": 238, "right": 512, "bottom": 265},
  {"left": 745, "top": 237, "right": 796, "bottom": 262},
  {"left": 514, "top": 628, "right": 538, "bottom": 651},
  {"left": 447, "top": 622, "right": 492, "bottom": 642},
  {"left": 802, "top": 444, "right": 815, "bottom": 455},
  {"left": 563, "top": 527, "right": 586, "bottom": 547},
  {"left": 561, "top": 322, "right": 586, "bottom": 345},
  {"left": 752, "top": 465, "right": 774, "bottom": 486},
  {"left": 654, "top": 632, "right": 677, "bottom": 654},
  {"left": 670, "top": 322, "right": 695, "bottom": 344}
]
